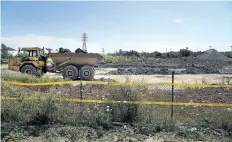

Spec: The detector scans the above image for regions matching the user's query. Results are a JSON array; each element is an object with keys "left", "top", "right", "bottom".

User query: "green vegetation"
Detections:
[
  {"left": 101, "top": 54, "right": 137, "bottom": 63},
  {"left": 179, "top": 47, "right": 192, "bottom": 57},
  {"left": 1, "top": 77, "right": 232, "bottom": 141},
  {"left": 1, "top": 43, "right": 16, "bottom": 64},
  {"left": 1, "top": 72, "right": 64, "bottom": 83}
]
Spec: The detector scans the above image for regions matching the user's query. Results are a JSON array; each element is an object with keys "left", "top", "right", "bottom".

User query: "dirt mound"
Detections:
[
  {"left": 106, "top": 67, "right": 170, "bottom": 75},
  {"left": 197, "top": 49, "right": 232, "bottom": 62},
  {"left": 98, "top": 50, "right": 232, "bottom": 75}
]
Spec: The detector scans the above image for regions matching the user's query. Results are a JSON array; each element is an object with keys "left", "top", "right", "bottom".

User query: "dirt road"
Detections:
[{"left": 1, "top": 64, "right": 232, "bottom": 84}]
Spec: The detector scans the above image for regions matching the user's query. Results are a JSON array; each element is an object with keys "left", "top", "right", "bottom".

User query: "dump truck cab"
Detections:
[
  {"left": 21, "top": 47, "right": 44, "bottom": 59},
  {"left": 8, "top": 47, "right": 47, "bottom": 75}
]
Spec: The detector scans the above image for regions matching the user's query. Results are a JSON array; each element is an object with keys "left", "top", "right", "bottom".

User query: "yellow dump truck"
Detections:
[{"left": 8, "top": 47, "right": 102, "bottom": 80}]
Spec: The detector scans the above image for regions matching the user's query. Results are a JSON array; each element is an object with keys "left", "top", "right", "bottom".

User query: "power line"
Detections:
[{"left": 81, "top": 33, "right": 88, "bottom": 52}]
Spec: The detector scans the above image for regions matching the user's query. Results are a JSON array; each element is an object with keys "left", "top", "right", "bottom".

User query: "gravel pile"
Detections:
[{"left": 197, "top": 49, "right": 232, "bottom": 62}]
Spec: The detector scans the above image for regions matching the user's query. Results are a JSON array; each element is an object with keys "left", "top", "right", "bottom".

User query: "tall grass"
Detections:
[{"left": 1, "top": 72, "right": 64, "bottom": 83}]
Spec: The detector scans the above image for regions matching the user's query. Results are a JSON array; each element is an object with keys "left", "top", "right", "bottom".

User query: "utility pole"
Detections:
[{"left": 81, "top": 32, "right": 88, "bottom": 52}]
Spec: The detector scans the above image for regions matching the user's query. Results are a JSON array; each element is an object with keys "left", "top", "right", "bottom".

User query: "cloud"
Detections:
[
  {"left": 1, "top": 34, "right": 231, "bottom": 54},
  {"left": 173, "top": 19, "right": 183, "bottom": 23}
]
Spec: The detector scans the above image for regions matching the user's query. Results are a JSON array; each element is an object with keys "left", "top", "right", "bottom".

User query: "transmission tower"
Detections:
[
  {"left": 81, "top": 33, "right": 88, "bottom": 52},
  {"left": 102, "top": 48, "right": 105, "bottom": 54}
]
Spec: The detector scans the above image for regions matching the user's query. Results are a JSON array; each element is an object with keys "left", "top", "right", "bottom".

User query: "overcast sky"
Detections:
[{"left": 1, "top": 1, "right": 232, "bottom": 53}]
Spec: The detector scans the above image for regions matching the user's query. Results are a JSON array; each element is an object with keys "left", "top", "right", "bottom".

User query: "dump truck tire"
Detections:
[
  {"left": 21, "top": 65, "right": 38, "bottom": 76},
  {"left": 80, "top": 65, "right": 94, "bottom": 80},
  {"left": 62, "top": 65, "right": 78, "bottom": 80}
]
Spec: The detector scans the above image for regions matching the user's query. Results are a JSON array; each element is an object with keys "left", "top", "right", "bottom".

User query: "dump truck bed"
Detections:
[{"left": 49, "top": 52, "right": 102, "bottom": 66}]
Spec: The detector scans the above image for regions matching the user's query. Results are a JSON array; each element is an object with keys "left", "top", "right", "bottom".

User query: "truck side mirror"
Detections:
[
  {"left": 43, "top": 47, "right": 45, "bottom": 55},
  {"left": 18, "top": 48, "right": 20, "bottom": 57}
]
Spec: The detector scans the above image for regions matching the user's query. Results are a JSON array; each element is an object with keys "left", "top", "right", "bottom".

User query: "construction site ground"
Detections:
[{"left": 1, "top": 64, "right": 232, "bottom": 85}]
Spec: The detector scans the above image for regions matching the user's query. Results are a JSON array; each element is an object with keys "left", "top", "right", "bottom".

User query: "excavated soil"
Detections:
[{"left": 98, "top": 57, "right": 232, "bottom": 75}]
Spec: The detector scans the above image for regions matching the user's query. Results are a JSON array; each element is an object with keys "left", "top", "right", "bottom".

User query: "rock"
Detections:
[
  {"left": 122, "top": 136, "right": 130, "bottom": 141},
  {"left": 140, "top": 127, "right": 151, "bottom": 136},
  {"left": 189, "top": 127, "right": 197, "bottom": 133},
  {"left": 112, "top": 135, "right": 119, "bottom": 141},
  {"left": 143, "top": 137, "right": 155, "bottom": 142},
  {"left": 129, "top": 137, "right": 138, "bottom": 142},
  {"left": 213, "top": 131, "right": 221, "bottom": 136}
]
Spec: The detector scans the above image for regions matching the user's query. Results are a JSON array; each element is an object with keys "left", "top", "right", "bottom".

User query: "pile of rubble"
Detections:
[
  {"left": 99, "top": 49, "right": 232, "bottom": 75},
  {"left": 196, "top": 49, "right": 232, "bottom": 62}
]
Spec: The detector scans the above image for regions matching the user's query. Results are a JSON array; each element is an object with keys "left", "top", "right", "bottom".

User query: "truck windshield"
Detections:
[{"left": 23, "top": 50, "right": 39, "bottom": 57}]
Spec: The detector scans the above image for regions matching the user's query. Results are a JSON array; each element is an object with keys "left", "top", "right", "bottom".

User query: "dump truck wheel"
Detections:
[
  {"left": 80, "top": 65, "right": 94, "bottom": 80},
  {"left": 21, "top": 65, "right": 38, "bottom": 76},
  {"left": 62, "top": 65, "right": 78, "bottom": 80},
  {"left": 42, "top": 67, "right": 47, "bottom": 74}
]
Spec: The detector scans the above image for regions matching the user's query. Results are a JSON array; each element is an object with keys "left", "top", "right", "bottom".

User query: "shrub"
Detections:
[
  {"left": 180, "top": 48, "right": 192, "bottom": 57},
  {"left": 101, "top": 54, "right": 137, "bottom": 63}
]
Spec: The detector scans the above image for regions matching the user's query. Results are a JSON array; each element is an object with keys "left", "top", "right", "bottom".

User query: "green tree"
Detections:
[
  {"left": 179, "top": 47, "right": 192, "bottom": 57},
  {"left": 1, "top": 43, "right": 16, "bottom": 58}
]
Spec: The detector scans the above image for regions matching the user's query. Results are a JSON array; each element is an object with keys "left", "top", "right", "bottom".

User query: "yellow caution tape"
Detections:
[
  {"left": 1, "top": 96, "right": 232, "bottom": 107},
  {"left": 1, "top": 80, "right": 108, "bottom": 86},
  {"left": 2, "top": 80, "right": 232, "bottom": 88}
]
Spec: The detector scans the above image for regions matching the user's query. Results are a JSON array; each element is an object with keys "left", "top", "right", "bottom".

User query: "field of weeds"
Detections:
[{"left": 1, "top": 73, "right": 232, "bottom": 141}]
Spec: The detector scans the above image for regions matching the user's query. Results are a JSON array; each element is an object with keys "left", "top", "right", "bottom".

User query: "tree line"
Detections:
[
  {"left": 109, "top": 48, "right": 232, "bottom": 58},
  {"left": 1, "top": 43, "right": 232, "bottom": 59}
]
